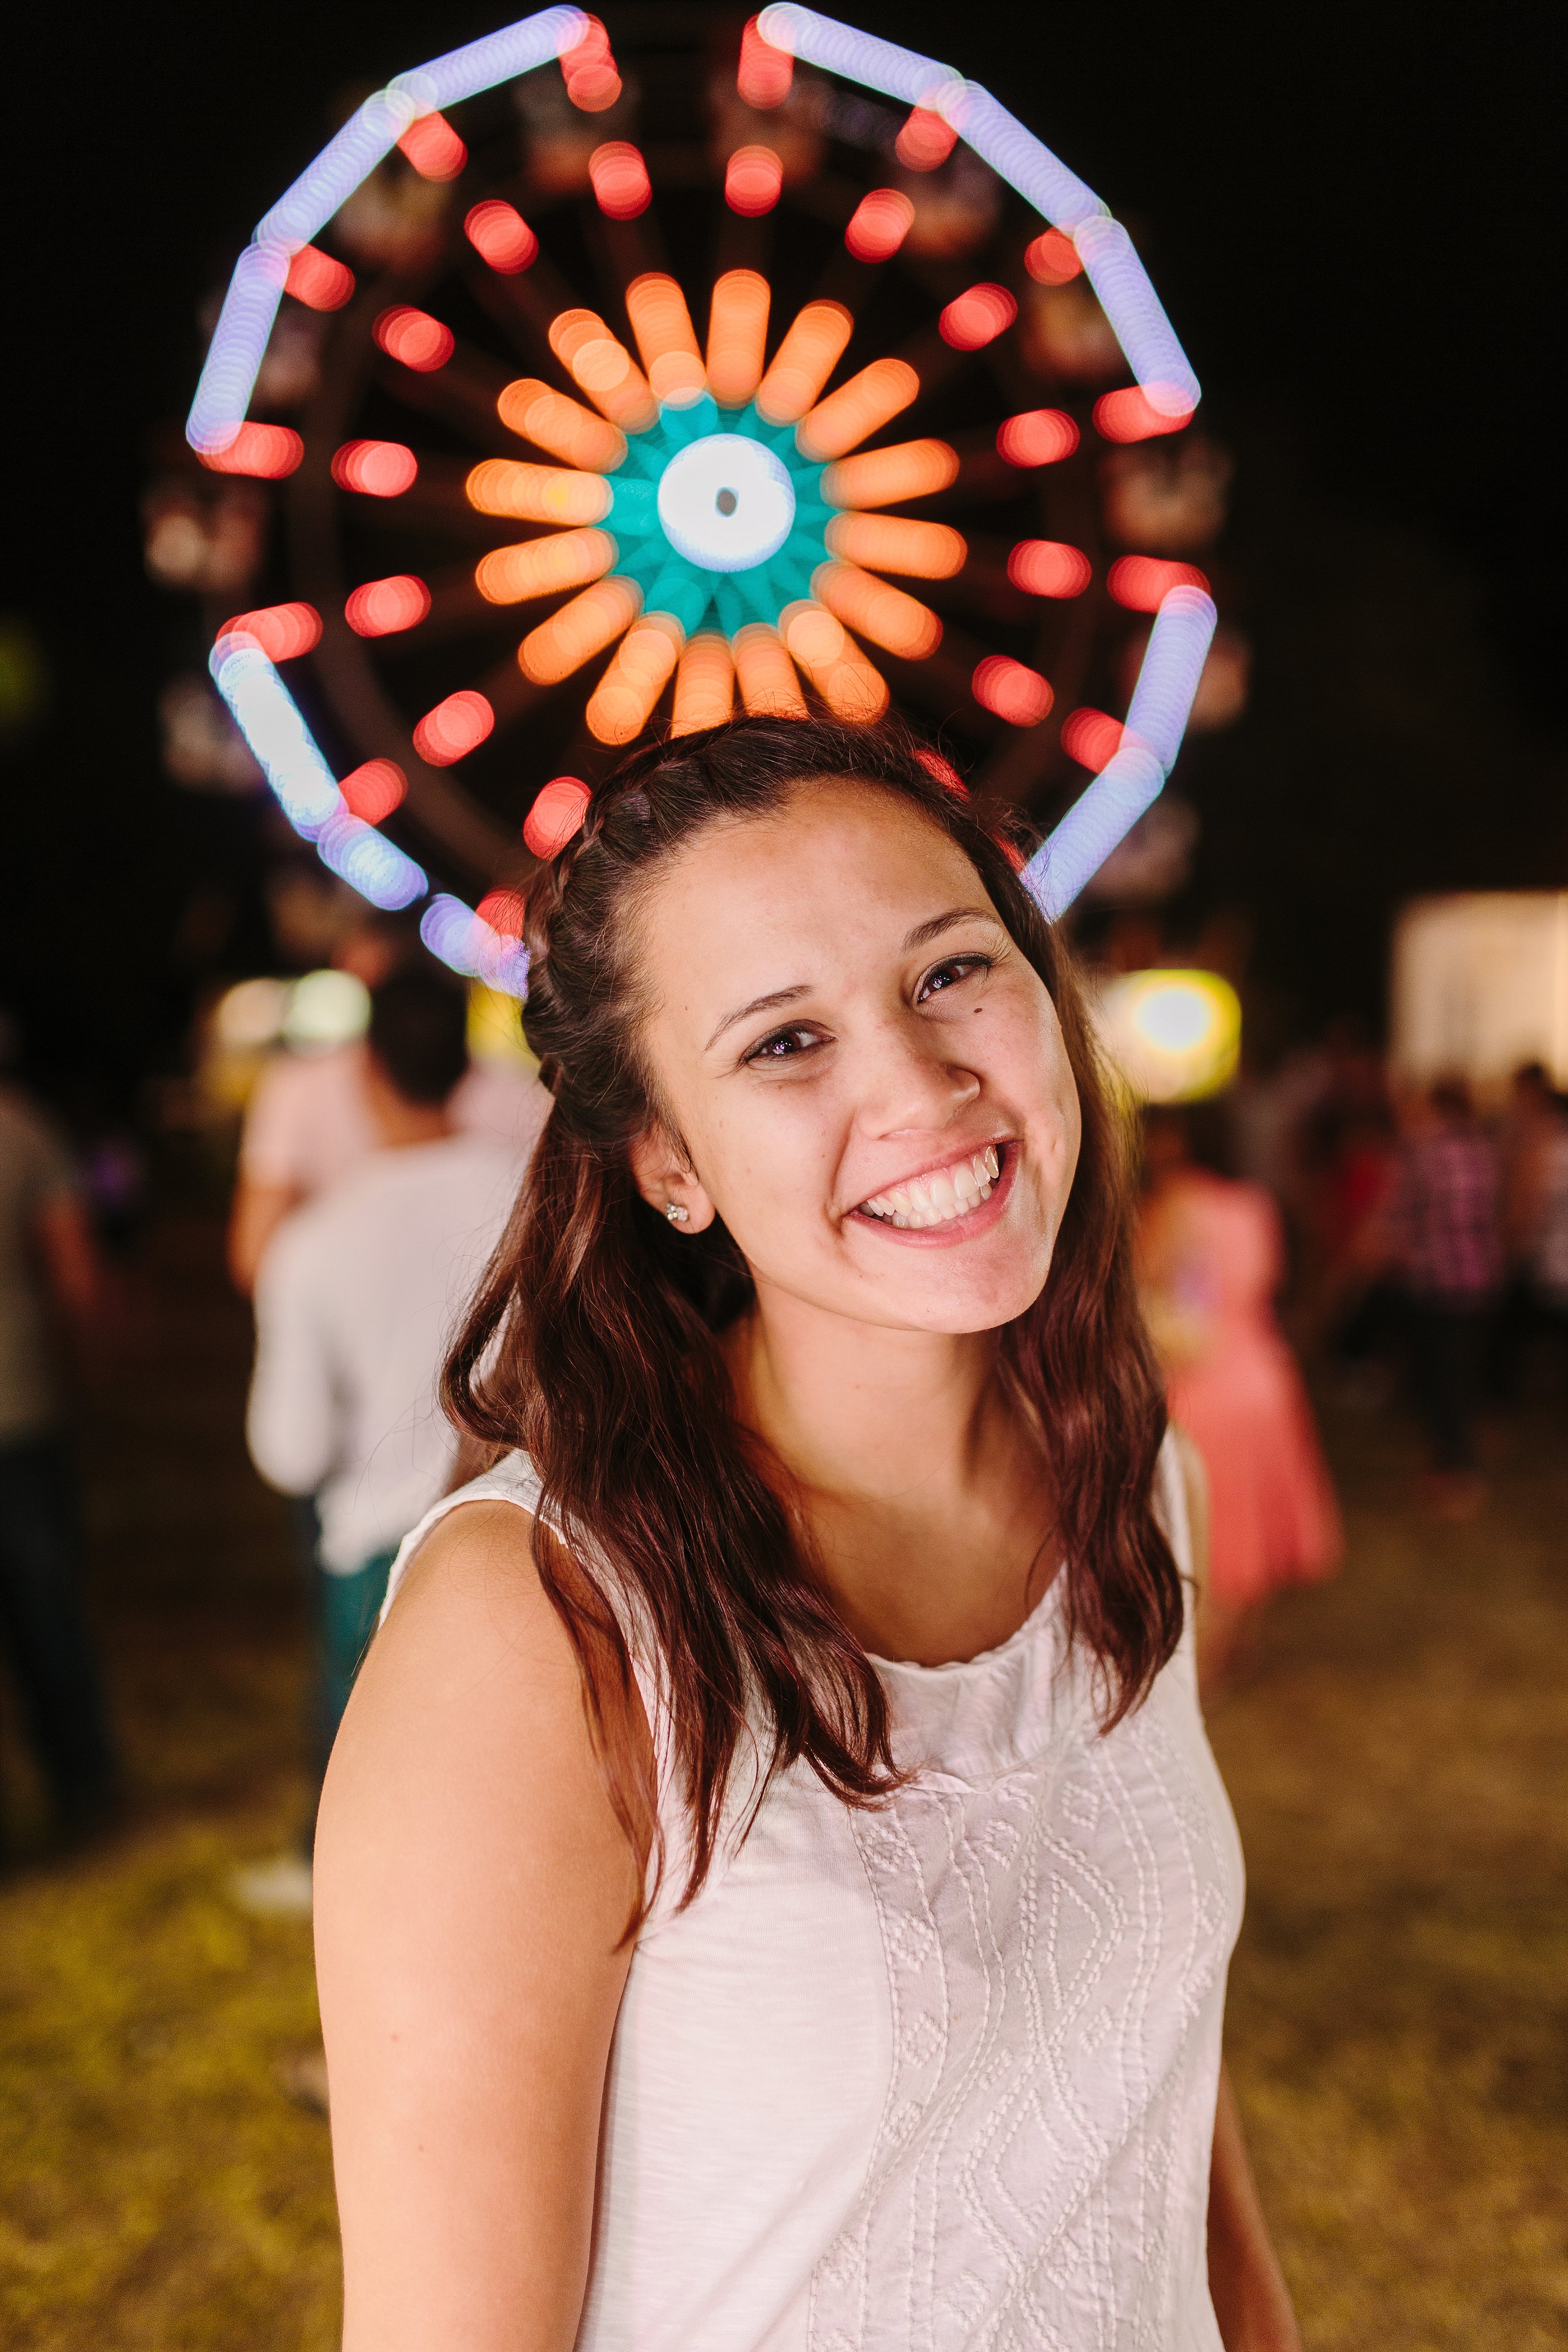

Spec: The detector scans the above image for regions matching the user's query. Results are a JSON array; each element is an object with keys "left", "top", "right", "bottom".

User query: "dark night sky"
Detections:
[{"left": 5, "top": 0, "right": 1564, "bottom": 1090}]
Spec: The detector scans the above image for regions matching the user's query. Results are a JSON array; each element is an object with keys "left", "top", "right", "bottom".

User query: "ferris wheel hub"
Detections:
[{"left": 655, "top": 433, "right": 797, "bottom": 574}]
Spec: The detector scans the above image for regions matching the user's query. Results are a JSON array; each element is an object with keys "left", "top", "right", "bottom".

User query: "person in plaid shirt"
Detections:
[{"left": 1388, "top": 1079, "right": 1502, "bottom": 1504}]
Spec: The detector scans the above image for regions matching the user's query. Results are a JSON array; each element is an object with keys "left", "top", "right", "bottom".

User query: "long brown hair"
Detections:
[{"left": 444, "top": 715, "right": 1181, "bottom": 1920}]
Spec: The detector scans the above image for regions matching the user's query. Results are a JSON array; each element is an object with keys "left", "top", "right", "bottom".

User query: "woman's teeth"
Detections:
[{"left": 858, "top": 1146, "right": 1001, "bottom": 1228}]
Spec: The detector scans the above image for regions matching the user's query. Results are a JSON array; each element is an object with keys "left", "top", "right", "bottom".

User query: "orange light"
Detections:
[
  {"left": 466, "top": 459, "right": 611, "bottom": 526},
  {"left": 996, "top": 409, "right": 1079, "bottom": 467},
  {"left": 671, "top": 633, "right": 736, "bottom": 736},
  {"left": 725, "top": 145, "right": 782, "bottom": 216},
  {"left": 498, "top": 378, "right": 626, "bottom": 474},
  {"left": 813, "top": 561, "right": 941, "bottom": 660},
  {"left": 1060, "top": 707, "right": 1124, "bottom": 769},
  {"left": 518, "top": 575, "right": 642, "bottom": 683},
  {"left": 374, "top": 305, "right": 453, "bottom": 372},
  {"left": 476, "top": 887, "right": 528, "bottom": 936},
  {"left": 476, "top": 527, "right": 617, "bottom": 607},
  {"left": 522, "top": 776, "right": 592, "bottom": 857},
  {"left": 939, "top": 284, "right": 1017, "bottom": 351},
  {"left": 738, "top": 14, "right": 793, "bottom": 107},
  {"left": 820, "top": 438, "right": 957, "bottom": 510},
  {"left": 755, "top": 300, "right": 853, "bottom": 427},
  {"left": 706, "top": 271, "right": 770, "bottom": 409},
  {"left": 1025, "top": 228, "right": 1081, "bottom": 285},
  {"left": 972, "top": 655, "right": 1053, "bottom": 725},
  {"left": 796, "top": 358, "right": 918, "bottom": 463},
  {"left": 464, "top": 199, "right": 537, "bottom": 273},
  {"left": 915, "top": 746, "right": 966, "bottom": 796},
  {"left": 1008, "top": 540, "right": 1092, "bottom": 598},
  {"left": 285, "top": 245, "right": 353, "bottom": 310},
  {"left": 561, "top": 15, "right": 622, "bottom": 111},
  {"left": 414, "top": 689, "right": 494, "bottom": 765},
  {"left": 397, "top": 111, "right": 466, "bottom": 182},
  {"left": 1108, "top": 555, "right": 1210, "bottom": 611},
  {"left": 624, "top": 275, "right": 706, "bottom": 408},
  {"left": 547, "top": 308, "right": 657, "bottom": 433},
  {"left": 589, "top": 141, "right": 651, "bottom": 220},
  {"left": 780, "top": 601, "right": 889, "bottom": 721},
  {"left": 895, "top": 106, "right": 957, "bottom": 170},
  {"left": 823, "top": 513, "right": 965, "bottom": 578},
  {"left": 339, "top": 758, "right": 407, "bottom": 821},
  {"left": 732, "top": 622, "right": 808, "bottom": 717},
  {"left": 586, "top": 612, "right": 684, "bottom": 743},
  {"left": 332, "top": 440, "right": 418, "bottom": 496},
  {"left": 345, "top": 575, "right": 431, "bottom": 636},
  {"left": 1094, "top": 387, "right": 1195, "bottom": 444},
  {"left": 219, "top": 602, "right": 321, "bottom": 661},
  {"left": 197, "top": 422, "right": 302, "bottom": 478},
  {"left": 844, "top": 188, "right": 915, "bottom": 263}
]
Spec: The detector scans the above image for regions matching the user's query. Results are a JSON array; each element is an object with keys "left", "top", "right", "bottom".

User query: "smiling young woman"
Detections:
[{"left": 313, "top": 716, "right": 1301, "bottom": 2352}]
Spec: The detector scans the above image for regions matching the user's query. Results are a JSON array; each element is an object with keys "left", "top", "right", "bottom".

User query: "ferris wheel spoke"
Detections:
[{"left": 372, "top": 345, "right": 519, "bottom": 456}]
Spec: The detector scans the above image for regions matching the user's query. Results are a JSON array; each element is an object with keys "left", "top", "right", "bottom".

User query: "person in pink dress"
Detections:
[{"left": 1137, "top": 1106, "right": 1343, "bottom": 1685}]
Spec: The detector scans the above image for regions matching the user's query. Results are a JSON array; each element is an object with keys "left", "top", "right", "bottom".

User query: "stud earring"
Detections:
[{"left": 665, "top": 1202, "right": 689, "bottom": 1224}]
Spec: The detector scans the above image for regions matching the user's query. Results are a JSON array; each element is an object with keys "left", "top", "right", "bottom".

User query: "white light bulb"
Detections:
[{"left": 656, "top": 433, "right": 796, "bottom": 573}]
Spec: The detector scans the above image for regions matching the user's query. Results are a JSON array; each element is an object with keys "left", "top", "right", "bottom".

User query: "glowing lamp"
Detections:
[
  {"left": 995, "top": 409, "right": 1078, "bottom": 468},
  {"left": 1008, "top": 540, "right": 1092, "bottom": 598},
  {"left": 344, "top": 575, "right": 431, "bottom": 637},
  {"left": 476, "top": 887, "right": 527, "bottom": 939},
  {"left": 465, "top": 199, "right": 538, "bottom": 274},
  {"left": 1098, "top": 969, "right": 1240, "bottom": 1103},
  {"left": 397, "top": 110, "right": 466, "bottom": 181},
  {"left": 413, "top": 689, "right": 494, "bottom": 766},
  {"left": 1108, "top": 556, "right": 1210, "bottom": 613},
  {"left": 824, "top": 513, "right": 965, "bottom": 579},
  {"left": 1060, "top": 707, "right": 1124, "bottom": 770},
  {"left": 844, "top": 189, "right": 915, "bottom": 263},
  {"left": 476, "top": 528, "right": 616, "bottom": 607},
  {"left": 820, "top": 438, "right": 957, "bottom": 511},
  {"left": 466, "top": 459, "right": 611, "bottom": 526},
  {"left": 739, "top": 14, "right": 793, "bottom": 107},
  {"left": 672, "top": 634, "right": 736, "bottom": 735},
  {"left": 332, "top": 440, "right": 418, "bottom": 496},
  {"left": 197, "top": 422, "right": 302, "bottom": 478},
  {"left": 589, "top": 142, "right": 652, "bottom": 220},
  {"left": 916, "top": 747, "right": 966, "bottom": 796},
  {"left": 498, "top": 379, "right": 626, "bottom": 474},
  {"left": 814, "top": 563, "right": 941, "bottom": 661},
  {"left": 1095, "top": 386, "right": 1195, "bottom": 444},
  {"left": 706, "top": 271, "right": 770, "bottom": 409},
  {"left": 726, "top": 145, "right": 783, "bottom": 216},
  {"left": 548, "top": 309, "right": 657, "bottom": 432},
  {"left": 283, "top": 969, "right": 371, "bottom": 1049},
  {"left": 522, "top": 775, "right": 591, "bottom": 857},
  {"left": 733, "top": 622, "right": 808, "bottom": 717},
  {"left": 780, "top": 601, "right": 888, "bottom": 723},
  {"left": 939, "top": 284, "right": 1017, "bottom": 352},
  {"left": 755, "top": 300, "right": 853, "bottom": 426},
  {"left": 657, "top": 435, "right": 795, "bottom": 572},
  {"left": 562, "top": 15, "right": 621, "bottom": 111},
  {"left": 625, "top": 275, "right": 706, "bottom": 408},
  {"left": 1025, "top": 228, "right": 1081, "bottom": 286},
  {"left": 219, "top": 602, "right": 321, "bottom": 661},
  {"left": 339, "top": 758, "right": 407, "bottom": 821},
  {"left": 518, "top": 576, "right": 642, "bottom": 684},
  {"left": 797, "top": 358, "right": 918, "bottom": 463},
  {"left": 586, "top": 614, "right": 685, "bottom": 744},
  {"left": 374, "top": 306, "right": 454, "bottom": 372},
  {"left": 285, "top": 245, "right": 354, "bottom": 310},
  {"left": 895, "top": 106, "right": 957, "bottom": 171},
  {"left": 973, "top": 655, "right": 1052, "bottom": 726}
]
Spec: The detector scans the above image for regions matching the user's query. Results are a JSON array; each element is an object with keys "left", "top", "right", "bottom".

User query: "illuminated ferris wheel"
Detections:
[{"left": 186, "top": 3, "right": 1220, "bottom": 989}]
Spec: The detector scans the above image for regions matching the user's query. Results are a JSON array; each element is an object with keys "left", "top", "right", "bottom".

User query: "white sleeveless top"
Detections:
[{"left": 383, "top": 1433, "right": 1244, "bottom": 2352}]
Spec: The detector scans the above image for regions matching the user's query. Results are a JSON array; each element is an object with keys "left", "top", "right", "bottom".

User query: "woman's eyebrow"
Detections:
[
  {"left": 706, "top": 983, "right": 810, "bottom": 1051},
  {"left": 902, "top": 905, "right": 998, "bottom": 951}
]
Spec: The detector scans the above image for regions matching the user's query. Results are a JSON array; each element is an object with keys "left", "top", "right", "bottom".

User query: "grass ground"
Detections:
[{"left": 0, "top": 1206, "right": 1564, "bottom": 2347}]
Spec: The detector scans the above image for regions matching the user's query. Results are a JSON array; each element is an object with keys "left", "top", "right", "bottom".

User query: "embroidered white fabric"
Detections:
[{"left": 382, "top": 1433, "right": 1244, "bottom": 2350}]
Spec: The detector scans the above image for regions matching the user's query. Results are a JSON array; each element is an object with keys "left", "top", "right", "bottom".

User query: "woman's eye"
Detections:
[
  {"left": 744, "top": 1025, "right": 822, "bottom": 1064},
  {"left": 919, "top": 955, "right": 991, "bottom": 1002}
]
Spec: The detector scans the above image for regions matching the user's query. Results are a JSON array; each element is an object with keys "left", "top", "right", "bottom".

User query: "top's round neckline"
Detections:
[{"left": 866, "top": 1565, "right": 1066, "bottom": 1680}]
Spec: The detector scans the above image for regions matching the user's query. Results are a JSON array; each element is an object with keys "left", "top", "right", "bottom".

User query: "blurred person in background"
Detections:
[
  {"left": 1387, "top": 1078, "right": 1502, "bottom": 1516},
  {"left": 1137, "top": 1103, "right": 1342, "bottom": 1688},
  {"left": 0, "top": 1050, "right": 118, "bottom": 1845},
  {"left": 240, "top": 972, "right": 526, "bottom": 1912},
  {"left": 1493, "top": 1061, "right": 1562, "bottom": 1399},
  {"left": 228, "top": 912, "right": 547, "bottom": 1293}
]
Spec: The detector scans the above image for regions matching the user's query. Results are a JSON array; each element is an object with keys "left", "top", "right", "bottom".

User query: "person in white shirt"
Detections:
[{"left": 247, "top": 971, "right": 528, "bottom": 1826}]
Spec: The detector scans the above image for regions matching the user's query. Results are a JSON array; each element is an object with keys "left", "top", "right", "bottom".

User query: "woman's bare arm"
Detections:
[
  {"left": 1208, "top": 2065, "right": 1302, "bottom": 2350},
  {"left": 314, "top": 1500, "right": 644, "bottom": 2352}
]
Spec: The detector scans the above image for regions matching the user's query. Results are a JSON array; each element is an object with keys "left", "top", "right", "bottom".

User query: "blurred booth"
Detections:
[{"left": 1391, "top": 894, "right": 1568, "bottom": 1102}]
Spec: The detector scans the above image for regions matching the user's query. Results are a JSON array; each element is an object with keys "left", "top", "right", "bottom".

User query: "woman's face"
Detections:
[{"left": 628, "top": 779, "right": 1082, "bottom": 1337}]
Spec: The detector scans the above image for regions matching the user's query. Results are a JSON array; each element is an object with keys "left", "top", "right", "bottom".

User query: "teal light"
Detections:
[{"left": 602, "top": 394, "right": 831, "bottom": 639}]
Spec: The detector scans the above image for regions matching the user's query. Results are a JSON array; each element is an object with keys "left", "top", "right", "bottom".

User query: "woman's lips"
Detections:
[{"left": 847, "top": 1141, "right": 1017, "bottom": 1247}]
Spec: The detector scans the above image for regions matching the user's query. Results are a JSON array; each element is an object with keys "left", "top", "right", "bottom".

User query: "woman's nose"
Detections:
[{"left": 855, "top": 1019, "right": 981, "bottom": 1138}]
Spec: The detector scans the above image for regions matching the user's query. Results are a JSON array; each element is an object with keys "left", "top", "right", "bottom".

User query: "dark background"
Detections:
[{"left": 5, "top": 0, "right": 1564, "bottom": 1104}]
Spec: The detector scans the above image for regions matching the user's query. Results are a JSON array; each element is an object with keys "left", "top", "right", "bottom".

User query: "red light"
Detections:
[
  {"left": 217, "top": 602, "right": 320, "bottom": 661},
  {"left": 589, "top": 142, "right": 651, "bottom": 220},
  {"left": 725, "top": 145, "right": 782, "bottom": 216},
  {"left": 1107, "top": 556, "right": 1210, "bottom": 612},
  {"left": 344, "top": 575, "right": 431, "bottom": 637},
  {"left": 339, "top": 759, "right": 407, "bottom": 822},
  {"left": 1008, "top": 540, "right": 1092, "bottom": 599},
  {"left": 1060, "top": 707, "right": 1124, "bottom": 769},
  {"left": 939, "top": 284, "right": 1017, "bottom": 352},
  {"left": 972, "top": 655, "right": 1053, "bottom": 727},
  {"left": 995, "top": 409, "right": 1079, "bottom": 468},
  {"left": 285, "top": 245, "right": 354, "bottom": 310},
  {"left": 374, "top": 306, "right": 454, "bottom": 373},
  {"left": 332, "top": 440, "right": 418, "bottom": 497},
  {"left": 844, "top": 188, "right": 915, "bottom": 263},
  {"left": 738, "top": 15, "right": 793, "bottom": 107},
  {"left": 397, "top": 111, "right": 466, "bottom": 182},
  {"left": 895, "top": 107, "right": 957, "bottom": 171},
  {"left": 197, "top": 423, "right": 302, "bottom": 479},
  {"left": 1024, "top": 228, "right": 1081, "bottom": 286},
  {"left": 915, "top": 747, "right": 967, "bottom": 798},
  {"left": 476, "top": 887, "right": 528, "bottom": 937},
  {"left": 413, "top": 690, "right": 494, "bottom": 767},
  {"left": 522, "top": 776, "right": 591, "bottom": 858},
  {"left": 465, "top": 199, "right": 537, "bottom": 274},
  {"left": 562, "top": 15, "right": 622, "bottom": 111},
  {"left": 1094, "top": 387, "right": 1195, "bottom": 444}
]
